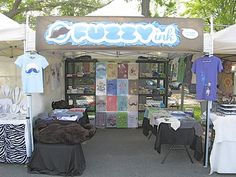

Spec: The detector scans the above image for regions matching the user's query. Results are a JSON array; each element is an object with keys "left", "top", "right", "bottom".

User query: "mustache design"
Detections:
[
  {"left": 50, "top": 27, "right": 70, "bottom": 38},
  {"left": 129, "top": 103, "right": 137, "bottom": 106},
  {"left": 25, "top": 68, "right": 40, "bottom": 74}
]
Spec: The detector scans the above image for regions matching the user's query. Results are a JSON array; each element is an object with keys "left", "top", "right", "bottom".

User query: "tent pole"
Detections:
[
  {"left": 25, "top": 12, "right": 34, "bottom": 154},
  {"left": 180, "top": 83, "right": 184, "bottom": 111},
  {"left": 204, "top": 101, "right": 211, "bottom": 167},
  {"left": 26, "top": 94, "right": 34, "bottom": 152},
  {"left": 203, "top": 15, "right": 214, "bottom": 168}
]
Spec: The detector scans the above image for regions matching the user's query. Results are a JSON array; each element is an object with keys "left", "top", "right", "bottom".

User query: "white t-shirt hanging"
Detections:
[{"left": 15, "top": 52, "right": 49, "bottom": 93}]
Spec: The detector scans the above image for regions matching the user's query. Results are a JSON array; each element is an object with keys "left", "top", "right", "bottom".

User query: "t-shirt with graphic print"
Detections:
[
  {"left": 191, "top": 55, "right": 223, "bottom": 101},
  {"left": 15, "top": 52, "right": 49, "bottom": 93}
]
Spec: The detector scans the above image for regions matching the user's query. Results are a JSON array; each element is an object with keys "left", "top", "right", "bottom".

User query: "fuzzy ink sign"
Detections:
[{"left": 44, "top": 21, "right": 180, "bottom": 47}]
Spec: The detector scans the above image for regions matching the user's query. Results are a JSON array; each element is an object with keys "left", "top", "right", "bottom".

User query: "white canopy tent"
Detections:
[
  {"left": 214, "top": 24, "right": 236, "bottom": 55},
  {"left": 71, "top": 0, "right": 188, "bottom": 60},
  {"left": 87, "top": 0, "right": 143, "bottom": 17},
  {"left": 0, "top": 13, "right": 35, "bottom": 57},
  {"left": 0, "top": 13, "right": 36, "bottom": 156}
]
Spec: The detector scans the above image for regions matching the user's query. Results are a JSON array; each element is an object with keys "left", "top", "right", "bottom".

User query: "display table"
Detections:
[
  {"left": 154, "top": 122, "right": 203, "bottom": 162},
  {"left": 0, "top": 113, "right": 31, "bottom": 164},
  {"left": 28, "top": 143, "right": 86, "bottom": 176},
  {"left": 143, "top": 107, "right": 203, "bottom": 162},
  {"left": 210, "top": 113, "right": 236, "bottom": 174}
]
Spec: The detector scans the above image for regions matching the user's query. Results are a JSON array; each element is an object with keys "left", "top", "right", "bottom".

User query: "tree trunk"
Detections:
[
  {"left": 141, "top": 0, "right": 150, "bottom": 17},
  {"left": 4, "top": 0, "right": 22, "bottom": 18}
]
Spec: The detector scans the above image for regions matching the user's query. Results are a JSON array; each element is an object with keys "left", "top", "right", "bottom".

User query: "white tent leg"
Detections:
[{"left": 27, "top": 94, "right": 34, "bottom": 154}]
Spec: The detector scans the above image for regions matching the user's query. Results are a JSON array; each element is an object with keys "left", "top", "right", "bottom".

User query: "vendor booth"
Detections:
[
  {"left": 1, "top": 13, "right": 207, "bottom": 175},
  {"left": 0, "top": 13, "right": 64, "bottom": 164},
  {"left": 35, "top": 16, "right": 203, "bottom": 128},
  {"left": 205, "top": 24, "right": 236, "bottom": 174},
  {"left": 0, "top": 13, "right": 36, "bottom": 163},
  {"left": 24, "top": 16, "right": 206, "bottom": 175}
]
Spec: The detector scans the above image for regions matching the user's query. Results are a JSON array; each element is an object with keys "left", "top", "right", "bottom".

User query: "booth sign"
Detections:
[{"left": 36, "top": 17, "right": 203, "bottom": 53}]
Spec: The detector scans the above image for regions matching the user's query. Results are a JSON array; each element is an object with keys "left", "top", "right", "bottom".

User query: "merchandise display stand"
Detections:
[
  {"left": 137, "top": 58, "right": 169, "bottom": 125},
  {"left": 65, "top": 57, "right": 97, "bottom": 114}
]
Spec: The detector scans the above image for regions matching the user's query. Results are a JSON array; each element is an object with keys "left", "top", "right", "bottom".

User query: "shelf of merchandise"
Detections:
[
  {"left": 65, "top": 56, "right": 97, "bottom": 119},
  {"left": 136, "top": 58, "right": 169, "bottom": 124},
  {"left": 217, "top": 103, "right": 236, "bottom": 115}
]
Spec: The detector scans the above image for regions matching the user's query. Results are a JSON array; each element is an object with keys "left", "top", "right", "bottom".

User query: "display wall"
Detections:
[
  {"left": 32, "top": 53, "right": 64, "bottom": 118},
  {"left": 96, "top": 62, "right": 139, "bottom": 128},
  {"left": 0, "top": 54, "right": 64, "bottom": 118}
]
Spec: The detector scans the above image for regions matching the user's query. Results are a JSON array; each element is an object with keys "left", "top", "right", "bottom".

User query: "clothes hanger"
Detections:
[
  {"left": 202, "top": 52, "right": 213, "bottom": 62},
  {"left": 203, "top": 52, "right": 213, "bottom": 57},
  {"left": 26, "top": 50, "right": 38, "bottom": 55}
]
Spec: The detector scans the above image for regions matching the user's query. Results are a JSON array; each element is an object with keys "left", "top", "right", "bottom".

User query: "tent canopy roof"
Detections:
[
  {"left": 0, "top": 13, "right": 35, "bottom": 58},
  {"left": 214, "top": 24, "right": 236, "bottom": 55}
]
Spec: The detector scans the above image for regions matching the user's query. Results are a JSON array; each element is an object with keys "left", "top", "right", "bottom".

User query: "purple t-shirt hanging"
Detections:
[{"left": 192, "top": 55, "right": 223, "bottom": 101}]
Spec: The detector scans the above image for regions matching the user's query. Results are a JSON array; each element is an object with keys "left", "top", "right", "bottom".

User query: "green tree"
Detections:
[
  {"left": 125, "top": 0, "right": 176, "bottom": 17},
  {"left": 0, "top": 0, "right": 105, "bottom": 25},
  {"left": 141, "top": 0, "right": 151, "bottom": 17},
  {"left": 152, "top": 0, "right": 176, "bottom": 17},
  {"left": 183, "top": 0, "right": 236, "bottom": 31}
]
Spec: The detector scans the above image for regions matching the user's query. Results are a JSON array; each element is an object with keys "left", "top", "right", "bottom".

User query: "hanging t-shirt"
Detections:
[
  {"left": 191, "top": 55, "right": 223, "bottom": 101},
  {"left": 177, "top": 58, "right": 186, "bottom": 82},
  {"left": 171, "top": 58, "right": 179, "bottom": 81},
  {"left": 15, "top": 52, "right": 49, "bottom": 93},
  {"left": 183, "top": 54, "right": 193, "bottom": 85}
]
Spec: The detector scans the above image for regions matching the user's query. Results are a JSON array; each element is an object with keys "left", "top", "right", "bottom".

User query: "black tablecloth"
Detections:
[
  {"left": 28, "top": 143, "right": 86, "bottom": 176},
  {"left": 154, "top": 123, "right": 203, "bottom": 161}
]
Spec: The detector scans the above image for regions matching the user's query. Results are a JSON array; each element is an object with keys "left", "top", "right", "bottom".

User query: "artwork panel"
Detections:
[
  {"left": 128, "top": 112, "right": 138, "bottom": 128},
  {"left": 107, "top": 96, "right": 117, "bottom": 111},
  {"left": 128, "top": 63, "right": 139, "bottom": 79},
  {"left": 106, "top": 112, "right": 117, "bottom": 128},
  {"left": 116, "top": 112, "right": 128, "bottom": 128},
  {"left": 96, "top": 112, "right": 106, "bottom": 128},
  {"left": 96, "top": 62, "right": 106, "bottom": 79},
  {"left": 117, "top": 79, "right": 128, "bottom": 95},
  {"left": 128, "top": 95, "right": 138, "bottom": 111},
  {"left": 107, "top": 63, "right": 117, "bottom": 79},
  {"left": 129, "top": 80, "right": 138, "bottom": 95},
  {"left": 107, "top": 79, "right": 117, "bottom": 95},
  {"left": 96, "top": 79, "right": 106, "bottom": 95},
  {"left": 117, "top": 96, "right": 127, "bottom": 111},
  {"left": 96, "top": 96, "right": 106, "bottom": 111},
  {"left": 118, "top": 63, "right": 128, "bottom": 79}
]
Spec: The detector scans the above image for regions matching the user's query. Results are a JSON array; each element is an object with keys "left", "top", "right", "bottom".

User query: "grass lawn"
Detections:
[{"left": 184, "top": 104, "right": 201, "bottom": 122}]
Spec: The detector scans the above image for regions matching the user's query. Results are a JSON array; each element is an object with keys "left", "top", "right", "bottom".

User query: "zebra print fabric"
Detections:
[{"left": 0, "top": 124, "right": 27, "bottom": 164}]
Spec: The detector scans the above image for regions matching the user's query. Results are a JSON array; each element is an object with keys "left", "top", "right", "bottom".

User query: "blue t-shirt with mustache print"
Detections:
[{"left": 15, "top": 52, "right": 49, "bottom": 93}]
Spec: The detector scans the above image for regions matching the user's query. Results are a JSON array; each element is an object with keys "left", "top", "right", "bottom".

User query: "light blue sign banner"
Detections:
[{"left": 45, "top": 20, "right": 180, "bottom": 47}]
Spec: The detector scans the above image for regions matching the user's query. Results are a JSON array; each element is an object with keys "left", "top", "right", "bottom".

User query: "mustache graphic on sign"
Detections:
[{"left": 49, "top": 27, "right": 70, "bottom": 38}]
